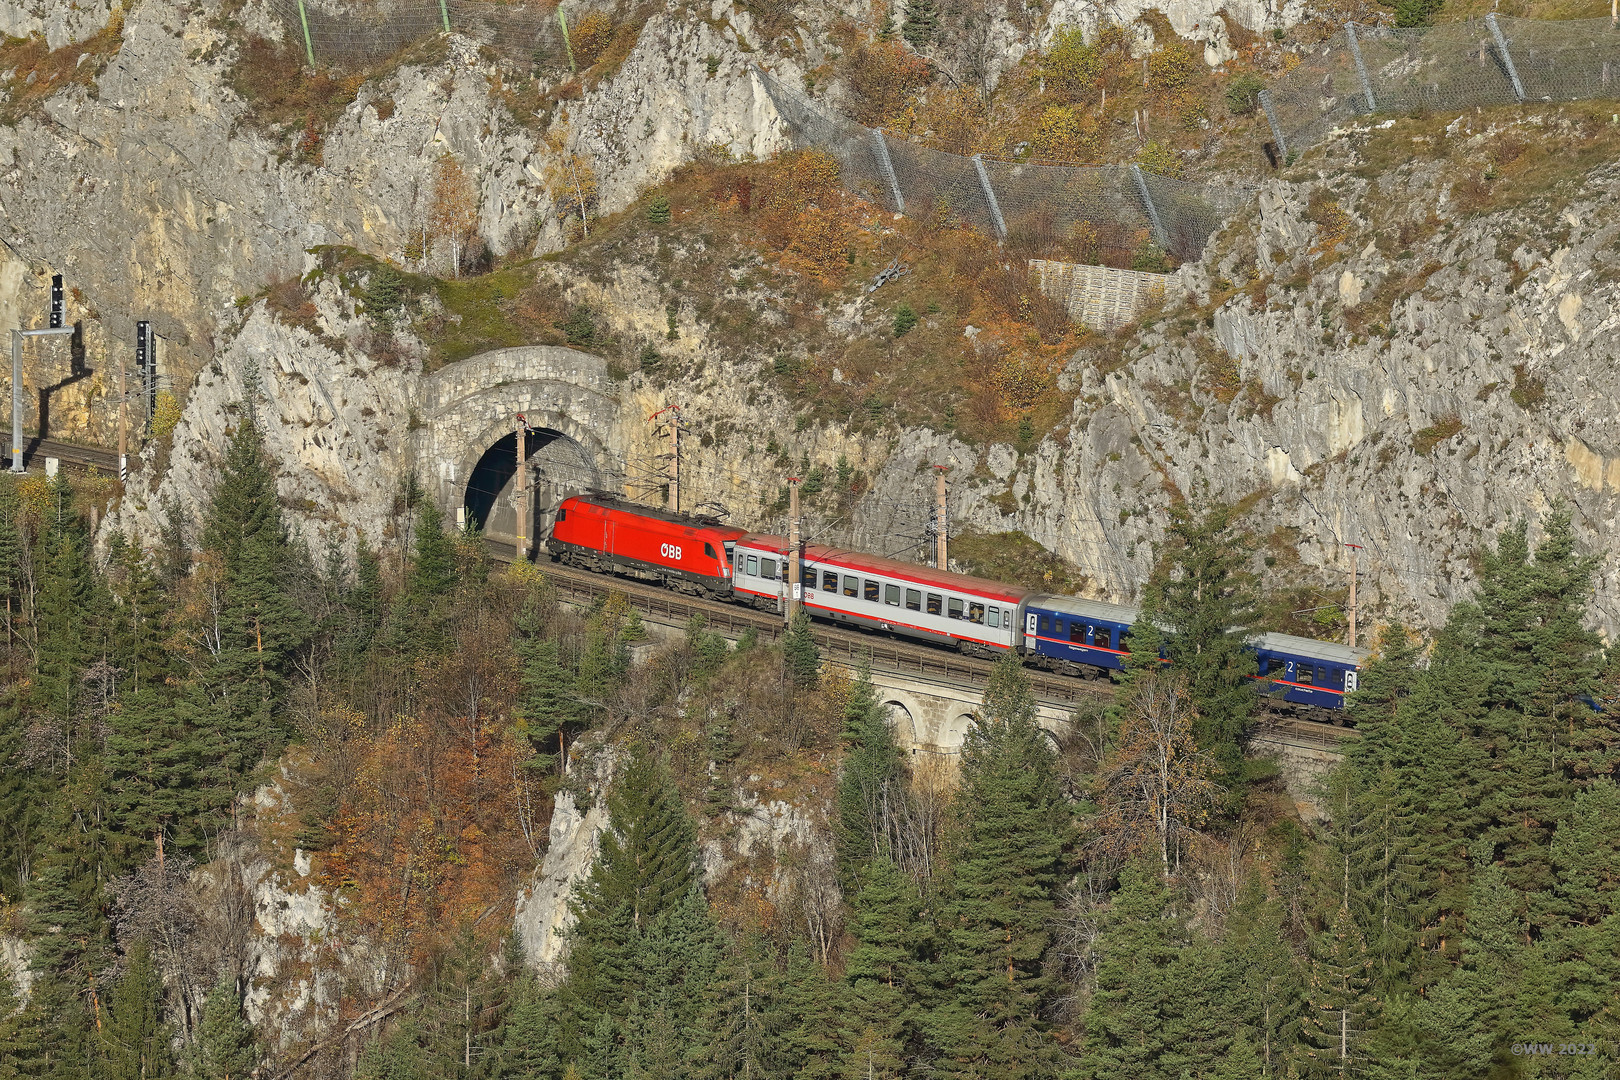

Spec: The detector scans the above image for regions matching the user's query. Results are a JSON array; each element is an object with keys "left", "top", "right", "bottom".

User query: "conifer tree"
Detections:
[
  {"left": 1550, "top": 778, "right": 1620, "bottom": 924},
  {"left": 190, "top": 979, "right": 258, "bottom": 1080},
  {"left": 499, "top": 974, "right": 563, "bottom": 1079},
  {"left": 834, "top": 662, "right": 904, "bottom": 889},
  {"left": 783, "top": 608, "right": 820, "bottom": 689},
  {"left": 97, "top": 940, "right": 176, "bottom": 1080},
  {"left": 409, "top": 501, "right": 459, "bottom": 603},
  {"left": 564, "top": 747, "right": 699, "bottom": 1047},
  {"left": 1123, "top": 504, "right": 1258, "bottom": 779},
  {"left": 1297, "top": 903, "right": 1378, "bottom": 1078},
  {"left": 902, "top": 0, "right": 939, "bottom": 46},
  {"left": 841, "top": 857, "right": 924, "bottom": 1075},
  {"left": 924, "top": 655, "right": 1067, "bottom": 1078},
  {"left": 1221, "top": 876, "right": 1302, "bottom": 1075},
  {"left": 1079, "top": 858, "right": 1211, "bottom": 1079},
  {"left": 516, "top": 636, "right": 581, "bottom": 773},
  {"left": 200, "top": 407, "right": 310, "bottom": 771}
]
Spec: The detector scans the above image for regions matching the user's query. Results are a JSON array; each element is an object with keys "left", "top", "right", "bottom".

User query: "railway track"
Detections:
[
  {"left": 1, "top": 437, "right": 120, "bottom": 474},
  {"left": 486, "top": 541, "right": 1356, "bottom": 747}
]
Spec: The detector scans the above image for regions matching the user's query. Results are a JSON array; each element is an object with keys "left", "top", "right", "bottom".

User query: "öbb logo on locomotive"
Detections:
[{"left": 546, "top": 493, "right": 1367, "bottom": 716}]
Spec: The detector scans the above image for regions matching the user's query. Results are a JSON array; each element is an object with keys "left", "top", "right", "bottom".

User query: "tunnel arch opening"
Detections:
[{"left": 462, "top": 426, "right": 597, "bottom": 548}]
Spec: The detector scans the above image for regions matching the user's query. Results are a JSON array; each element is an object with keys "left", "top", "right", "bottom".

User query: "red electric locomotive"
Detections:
[{"left": 547, "top": 494, "right": 746, "bottom": 596}]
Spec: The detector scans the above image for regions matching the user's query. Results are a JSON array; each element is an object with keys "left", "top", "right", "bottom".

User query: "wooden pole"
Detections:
[
  {"left": 935, "top": 467, "right": 948, "bottom": 570},
  {"left": 787, "top": 478, "right": 801, "bottom": 624}
]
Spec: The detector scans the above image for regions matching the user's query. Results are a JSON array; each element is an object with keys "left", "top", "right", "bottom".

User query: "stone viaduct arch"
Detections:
[{"left": 411, "top": 346, "right": 624, "bottom": 549}]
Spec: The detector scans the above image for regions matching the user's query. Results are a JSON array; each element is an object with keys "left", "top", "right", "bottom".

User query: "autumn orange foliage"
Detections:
[{"left": 845, "top": 40, "right": 931, "bottom": 127}]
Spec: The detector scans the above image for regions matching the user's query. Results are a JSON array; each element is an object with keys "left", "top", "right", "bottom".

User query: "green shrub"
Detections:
[
  {"left": 1045, "top": 28, "right": 1103, "bottom": 100},
  {"left": 1224, "top": 71, "right": 1265, "bottom": 115},
  {"left": 893, "top": 303, "right": 919, "bottom": 337},
  {"left": 557, "top": 305, "right": 599, "bottom": 347},
  {"left": 1131, "top": 242, "right": 1172, "bottom": 273},
  {"left": 1133, "top": 140, "right": 1185, "bottom": 179},
  {"left": 646, "top": 194, "right": 671, "bottom": 224},
  {"left": 1391, "top": 0, "right": 1443, "bottom": 28}
]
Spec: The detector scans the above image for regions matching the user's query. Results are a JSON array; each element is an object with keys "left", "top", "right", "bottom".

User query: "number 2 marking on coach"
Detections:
[{"left": 660, "top": 543, "right": 683, "bottom": 560}]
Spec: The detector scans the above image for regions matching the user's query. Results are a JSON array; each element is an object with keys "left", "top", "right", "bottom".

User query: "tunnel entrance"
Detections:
[{"left": 463, "top": 427, "right": 597, "bottom": 552}]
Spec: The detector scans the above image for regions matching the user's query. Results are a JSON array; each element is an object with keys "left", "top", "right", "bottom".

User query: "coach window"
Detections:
[
  {"left": 905, "top": 589, "right": 921, "bottom": 611},
  {"left": 986, "top": 607, "right": 1000, "bottom": 628},
  {"left": 1039, "top": 615, "right": 1050, "bottom": 634},
  {"left": 1265, "top": 657, "right": 1285, "bottom": 676},
  {"left": 843, "top": 575, "right": 859, "bottom": 597},
  {"left": 761, "top": 559, "right": 777, "bottom": 580},
  {"left": 1297, "top": 664, "right": 1314, "bottom": 685},
  {"left": 948, "top": 598, "right": 964, "bottom": 620},
  {"left": 746, "top": 555, "right": 759, "bottom": 576},
  {"left": 926, "top": 593, "right": 942, "bottom": 615},
  {"left": 1070, "top": 622, "right": 1086, "bottom": 643},
  {"left": 823, "top": 570, "right": 838, "bottom": 591},
  {"left": 967, "top": 602, "right": 985, "bottom": 624},
  {"left": 865, "top": 579, "right": 880, "bottom": 602},
  {"left": 884, "top": 583, "right": 901, "bottom": 606}
]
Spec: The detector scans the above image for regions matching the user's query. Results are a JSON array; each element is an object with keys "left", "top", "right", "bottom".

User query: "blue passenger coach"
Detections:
[
  {"left": 1020, "top": 596, "right": 1141, "bottom": 675},
  {"left": 1250, "top": 632, "right": 1368, "bottom": 711}
]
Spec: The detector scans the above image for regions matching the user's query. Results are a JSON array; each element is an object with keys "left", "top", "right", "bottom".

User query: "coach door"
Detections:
[{"left": 1024, "top": 611, "right": 1038, "bottom": 651}]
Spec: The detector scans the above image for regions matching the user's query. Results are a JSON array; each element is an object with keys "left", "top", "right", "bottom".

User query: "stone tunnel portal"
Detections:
[{"left": 463, "top": 426, "right": 599, "bottom": 551}]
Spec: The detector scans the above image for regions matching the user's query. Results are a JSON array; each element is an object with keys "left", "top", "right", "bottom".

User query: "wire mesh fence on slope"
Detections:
[
  {"left": 756, "top": 69, "right": 1255, "bottom": 263},
  {"left": 1261, "top": 16, "right": 1620, "bottom": 160},
  {"left": 269, "top": 0, "right": 565, "bottom": 66}
]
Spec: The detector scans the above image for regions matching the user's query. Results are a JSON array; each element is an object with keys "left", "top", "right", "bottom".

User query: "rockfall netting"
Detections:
[
  {"left": 1260, "top": 16, "right": 1620, "bottom": 159},
  {"left": 756, "top": 69, "right": 1256, "bottom": 263},
  {"left": 268, "top": 0, "right": 566, "bottom": 67}
]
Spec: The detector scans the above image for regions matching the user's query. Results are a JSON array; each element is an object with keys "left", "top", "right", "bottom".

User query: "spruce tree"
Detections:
[
  {"left": 190, "top": 979, "right": 258, "bottom": 1080},
  {"left": 1079, "top": 859, "right": 1212, "bottom": 1080},
  {"left": 783, "top": 608, "right": 820, "bottom": 689},
  {"left": 563, "top": 747, "right": 699, "bottom": 1049},
  {"left": 841, "top": 857, "right": 924, "bottom": 1075},
  {"left": 834, "top": 662, "right": 905, "bottom": 889},
  {"left": 409, "top": 501, "right": 459, "bottom": 603},
  {"left": 1122, "top": 503, "right": 1258, "bottom": 779},
  {"left": 97, "top": 940, "right": 176, "bottom": 1080},
  {"left": 516, "top": 636, "right": 581, "bottom": 773},
  {"left": 200, "top": 408, "right": 310, "bottom": 769},
  {"left": 924, "top": 655, "right": 1067, "bottom": 1078},
  {"left": 902, "top": 0, "right": 939, "bottom": 46},
  {"left": 499, "top": 974, "right": 563, "bottom": 1079},
  {"left": 1297, "top": 903, "right": 1378, "bottom": 1078}
]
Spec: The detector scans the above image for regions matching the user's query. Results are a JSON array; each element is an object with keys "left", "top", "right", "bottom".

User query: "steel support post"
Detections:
[
  {"left": 869, "top": 129, "right": 906, "bottom": 214},
  {"left": 1259, "top": 89, "right": 1289, "bottom": 162},
  {"left": 1487, "top": 14, "right": 1527, "bottom": 102},
  {"left": 970, "top": 155, "right": 1008, "bottom": 240},
  {"left": 294, "top": 0, "right": 315, "bottom": 66},
  {"left": 1130, "top": 164, "right": 1170, "bottom": 251},
  {"left": 1345, "top": 23, "right": 1377, "bottom": 111}
]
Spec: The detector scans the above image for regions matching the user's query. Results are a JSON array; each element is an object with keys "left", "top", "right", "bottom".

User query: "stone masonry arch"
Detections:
[{"left": 412, "top": 346, "right": 624, "bottom": 535}]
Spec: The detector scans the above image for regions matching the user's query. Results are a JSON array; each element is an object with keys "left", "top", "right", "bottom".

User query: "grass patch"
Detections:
[
  {"left": 950, "top": 528, "right": 1090, "bottom": 593},
  {"left": 1413, "top": 414, "right": 1464, "bottom": 455},
  {"left": 0, "top": 16, "right": 125, "bottom": 124}
]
